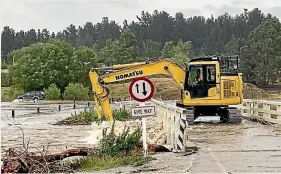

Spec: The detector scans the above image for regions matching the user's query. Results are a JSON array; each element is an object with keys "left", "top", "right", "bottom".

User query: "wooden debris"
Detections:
[{"left": 1, "top": 147, "right": 91, "bottom": 173}]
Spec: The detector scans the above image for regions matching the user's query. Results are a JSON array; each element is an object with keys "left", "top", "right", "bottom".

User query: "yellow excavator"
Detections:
[{"left": 89, "top": 56, "right": 243, "bottom": 124}]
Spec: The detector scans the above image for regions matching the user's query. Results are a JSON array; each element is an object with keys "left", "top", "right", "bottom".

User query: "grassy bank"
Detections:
[
  {"left": 70, "top": 122, "right": 152, "bottom": 172},
  {"left": 74, "top": 153, "right": 151, "bottom": 171}
]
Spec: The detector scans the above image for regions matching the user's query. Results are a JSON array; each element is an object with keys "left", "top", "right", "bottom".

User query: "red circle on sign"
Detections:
[{"left": 129, "top": 77, "right": 154, "bottom": 102}]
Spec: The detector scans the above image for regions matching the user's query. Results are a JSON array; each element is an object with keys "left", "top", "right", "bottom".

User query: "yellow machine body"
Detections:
[{"left": 89, "top": 56, "right": 243, "bottom": 124}]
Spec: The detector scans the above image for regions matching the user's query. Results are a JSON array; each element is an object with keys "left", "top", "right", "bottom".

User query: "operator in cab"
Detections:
[{"left": 196, "top": 68, "right": 203, "bottom": 82}]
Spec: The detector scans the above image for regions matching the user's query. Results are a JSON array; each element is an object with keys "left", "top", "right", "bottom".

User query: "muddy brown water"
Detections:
[
  {"left": 1, "top": 102, "right": 281, "bottom": 173},
  {"left": 1, "top": 102, "right": 94, "bottom": 157}
]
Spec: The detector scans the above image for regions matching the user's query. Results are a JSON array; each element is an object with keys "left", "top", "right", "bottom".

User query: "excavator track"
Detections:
[
  {"left": 185, "top": 108, "right": 195, "bottom": 125},
  {"left": 176, "top": 103, "right": 242, "bottom": 125},
  {"left": 227, "top": 107, "right": 243, "bottom": 123},
  {"left": 220, "top": 107, "right": 243, "bottom": 123}
]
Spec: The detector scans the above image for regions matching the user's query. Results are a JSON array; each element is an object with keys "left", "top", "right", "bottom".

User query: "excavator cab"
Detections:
[
  {"left": 178, "top": 56, "right": 243, "bottom": 124},
  {"left": 185, "top": 62, "right": 217, "bottom": 98}
]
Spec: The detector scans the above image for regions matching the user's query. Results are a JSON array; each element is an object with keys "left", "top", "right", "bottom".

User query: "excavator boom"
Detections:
[{"left": 89, "top": 59, "right": 186, "bottom": 120}]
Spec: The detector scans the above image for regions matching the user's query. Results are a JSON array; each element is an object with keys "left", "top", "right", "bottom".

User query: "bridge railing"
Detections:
[
  {"left": 150, "top": 98, "right": 187, "bottom": 152},
  {"left": 118, "top": 98, "right": 188, "bottom": 152},
  {"left": 237, "top": 99, "right": 281, "bottom": 124}
]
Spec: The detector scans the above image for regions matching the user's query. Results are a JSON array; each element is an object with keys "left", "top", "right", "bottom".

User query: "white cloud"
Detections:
[{"left": 1, "top": 0, "right": 281, "bottom": 32}]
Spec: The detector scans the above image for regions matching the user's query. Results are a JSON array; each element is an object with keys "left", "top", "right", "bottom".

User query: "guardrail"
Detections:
[
  {"left": 237, "top": 99, "right": 281, "bottom": 124},
  {"left": 118, "top": 99, "right": 188, "bottom": 152},
  {"left": 151, "top": 98, "right": 187, "bottom": 152}
]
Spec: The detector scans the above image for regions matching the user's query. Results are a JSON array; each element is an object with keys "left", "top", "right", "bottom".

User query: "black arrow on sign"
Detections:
[
  {"left": 142, "top": 82, "right": 148, "bottom": 96},
  {"left": 135, "top": 84, "right": 139, "bottom": 93}
]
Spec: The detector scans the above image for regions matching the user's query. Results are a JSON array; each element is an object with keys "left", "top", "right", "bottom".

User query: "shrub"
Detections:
[
  {"left": 100, "top": 122, "right": 141, "bottom": 156},
  {"left": 1, "top": 60, "right": 8, "bottom": 69},
  {"left": 1, "top": 87, "right": 24, "bottom": 102},
  {"left": 112, "top": 109, "right": 130, "bottom": 120},
  {"left": 63, "top": 82, "right": 89, "bottom": 101},
  {"left": 65, "top": 109, "right": 99, "bottom": 123},
  {"left": 1, "top": 73, "right": 11, "bottom": 87},
  {"left": 70, "top": 124, "right": 149, "bottom": 171},
  {"left": 44, "top": 83, "right": 61, "bottom": 100}
]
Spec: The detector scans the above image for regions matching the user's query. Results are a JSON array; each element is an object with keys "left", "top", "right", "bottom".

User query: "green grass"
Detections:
[
  {"left": 65, "top": 109, "right": 99, "bottom": 123},
  {"left": 55, "top": 109, "right": 131, "bottom": 125},
  {"left": 73, "top": 153, "right": 151, "bottom": 171}
]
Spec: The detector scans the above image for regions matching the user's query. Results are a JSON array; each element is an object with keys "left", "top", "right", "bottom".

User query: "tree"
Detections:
[
  {"left": 9, "top": 39, "right": 98, "bottom": 92},
  {"left": 142, "top": 39, "right": 161, "bottom": 58},
  {"left": 63, "top": 82, "right": 89, "bottom": 101},
  {"left": 172, "top": 39, "right": 192, "bottom": 64},
  {"left": 161, "top": 41, "right": 174, "bottom": 58},
  {"left": 99, "top": 28, "right": 138, "bottom": 65},
  {"left": 1, "top": 26, "right": 15, "bottom": 57},
  {"left": 240, "top": 19, "right": 281, "bottom": 84},
  {"left": 72, "top": 46, "right": 98, "bottom": 87}
]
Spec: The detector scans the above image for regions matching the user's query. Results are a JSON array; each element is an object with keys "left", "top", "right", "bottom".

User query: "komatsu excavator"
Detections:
[{"left": 89, "top": 56, "right": 243, "bottom": 124}]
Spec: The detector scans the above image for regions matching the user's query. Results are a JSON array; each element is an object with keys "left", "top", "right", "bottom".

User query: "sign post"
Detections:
[
  {"left": 128, "top": 77, "right": 155, "bottom": 158},
  {"left": 140, "top": 102, "right": 148, "bottom": 157}
]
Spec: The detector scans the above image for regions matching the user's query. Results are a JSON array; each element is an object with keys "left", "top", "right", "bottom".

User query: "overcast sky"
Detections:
[{"left": 1, "top": 0, "right": 281, "bottom": 33}]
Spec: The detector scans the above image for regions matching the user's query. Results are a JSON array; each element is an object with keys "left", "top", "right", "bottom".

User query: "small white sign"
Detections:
[{"left": 131, "top": 106, "right": 156, "bottom": 117}]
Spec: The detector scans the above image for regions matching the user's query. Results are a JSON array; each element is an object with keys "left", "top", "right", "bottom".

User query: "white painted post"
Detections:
[
  {"left": 174, "top": 112, "right": 180, "bottom": 150},
  {"left": 166, "top": 110, "right": 172, "bottom": 145},
  {"left": 246, "top": 101, "right": 251, "bottom": 116},
  {"left": 277, "top": 104, "right": 281, "bottom": 116},
  {"left": 170, "top": 111, "right": 175, "bottom": 149},
  {"left": 253, "top": 101, "right": 259, "bottom": 117},
  {"left": 139, "top": 102, "right": 148, "bottom": 157},
  {"left": 263, "top": 102, "right": 271, "bottom": 120},
  {"left": 277, "top": 104, "right": 281, "bottom": 122},
  {"left": 130, "top": 95, "right": 132, "bottom": 109}
]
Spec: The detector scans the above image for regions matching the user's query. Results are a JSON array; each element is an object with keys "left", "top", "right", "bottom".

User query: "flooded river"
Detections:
[
  {"left": 1, "top": 102, "right": 93, "bottom": 156},
  {"left": 1, "top": 101, "right": 281, "bottom": 173}
]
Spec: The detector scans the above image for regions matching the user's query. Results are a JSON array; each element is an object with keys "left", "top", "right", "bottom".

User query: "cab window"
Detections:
[{"left": 207, "top": 65, "right": 216, "bottom": 83}]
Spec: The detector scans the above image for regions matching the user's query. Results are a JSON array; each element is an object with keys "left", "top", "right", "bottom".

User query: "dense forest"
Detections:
[{"left": 1, "top": 8, "right": 281, "bottom": 92}]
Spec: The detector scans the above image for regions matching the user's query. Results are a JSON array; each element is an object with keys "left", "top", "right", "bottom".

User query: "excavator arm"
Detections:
[{"left": 89, "top": 59, "right": 186, "bottom": 120}]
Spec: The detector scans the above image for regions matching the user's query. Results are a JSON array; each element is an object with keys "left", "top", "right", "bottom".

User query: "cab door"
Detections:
[{"left": 205, "top": 63, "right": 221, "bottom": 99}]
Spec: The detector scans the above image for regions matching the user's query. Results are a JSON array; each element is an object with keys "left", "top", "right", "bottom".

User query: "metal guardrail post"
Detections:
[{"left": 12, "top": 110, "right": 15, "bottom": 118}]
